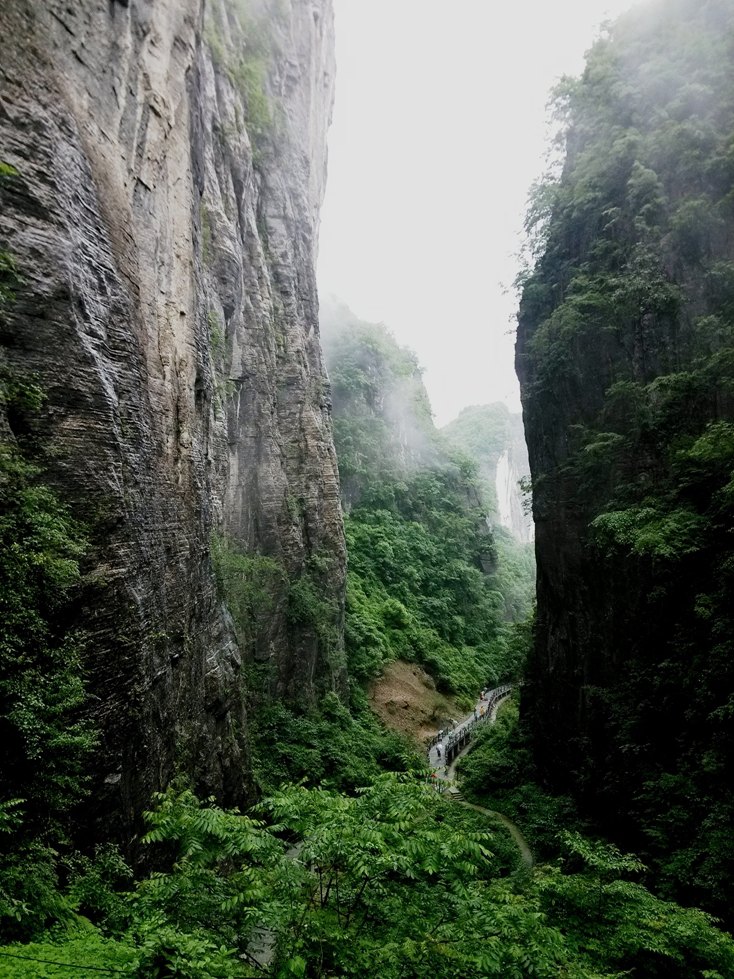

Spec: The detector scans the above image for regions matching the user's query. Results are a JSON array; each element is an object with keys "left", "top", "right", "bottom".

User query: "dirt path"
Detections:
[{"left": 458, "top": 800, "right": 534, "bottom": 869}]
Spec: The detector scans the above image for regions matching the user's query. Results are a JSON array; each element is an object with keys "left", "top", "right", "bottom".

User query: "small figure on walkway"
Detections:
[
  {"left": 436, "top": 745, "right": 442, "bottom": 759},
  {"left": 474, "top": 708, "right": 478, "bottom": 720}
]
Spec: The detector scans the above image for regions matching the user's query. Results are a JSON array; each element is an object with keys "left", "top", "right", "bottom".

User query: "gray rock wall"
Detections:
[{"left": 0, "top": 0, "right": 344, "bottom": 836}]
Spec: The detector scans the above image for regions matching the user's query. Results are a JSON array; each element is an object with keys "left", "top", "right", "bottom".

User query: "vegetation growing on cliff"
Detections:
[
  {"left": 442, "top": 403, "right": 536, "bottom": 618},
  {"left": 3, "top": 0, "right": 734, "bottom": 972},
  {"left": 321, "top": 300, "right": 530, "bottom": 702},
  {"left": 442, "top": 403, "right": 525, "bottom": 514},
  {"left": 0, "top": 164, "right": 19, "bottom": 308},
  {"left": 205, "top": 0, "right": 276, "bottom": 153},
  {"left": 517, "top": 0, "right": 734, "bottom": 921},
  {"left": 458, "top": 697, "right": 734, "bottom": 978},
  {"left": 0, "top": 373, "right": 95, "bottom": 940}
]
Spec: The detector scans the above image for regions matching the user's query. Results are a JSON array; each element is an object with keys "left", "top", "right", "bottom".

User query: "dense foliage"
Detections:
[
  {"left": 2, "top": 777, "right": 734, "bottom": 978},
  {"left": 321, "top": 302, "right": 528, "bottom": 700},
  {"left": 441, "top": 403, "right": 525, "bottom": 510},
  {"left": 459, "top": 695, "right": 582, "bottom": 862},
  {"left": 516, "top": 0, "right": 734, "bottom": 920},
  {"left": 0, "top": 373, "right": 94, "bottom": 940},
  {"left": 5, "top": 3, "right": 734, "bottom": 971},
  {"left": 248, "top": 690, "right": 418, "bottom": 795},
  {"left": 458, "top": 699, "right": 734, "bottom": 978}
]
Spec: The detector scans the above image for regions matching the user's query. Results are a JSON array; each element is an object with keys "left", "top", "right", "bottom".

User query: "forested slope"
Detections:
[
  {"left": 443, "top": 403, "right": 534, "bottom": 544},
  {"left": 516, "top": 0, "right": 734, "bottom": 918},
  {"left": 321, "top": 298, "right": 527, "bottom": 700},
  {"left": 3, "top": 0, "right": 734, "bottom": 973}
]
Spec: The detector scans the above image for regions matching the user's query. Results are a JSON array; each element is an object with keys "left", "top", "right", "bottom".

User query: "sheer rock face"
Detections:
[
  {"left": 514, "top": 0, "right": 734, "bottom": 904},
  {"left": 0, "top": 0, "right": 344, "bottom": 835},
  {"left": 494, "top": 440, "right": 533, "bottom": 544}
]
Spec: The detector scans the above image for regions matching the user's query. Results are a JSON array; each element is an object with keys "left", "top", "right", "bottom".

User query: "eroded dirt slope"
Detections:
[{"left": 369, "top": 661, "right": 464, "bottom": 747}]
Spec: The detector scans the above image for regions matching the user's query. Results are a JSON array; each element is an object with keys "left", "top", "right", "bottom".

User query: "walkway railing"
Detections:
[{"left": 429, "top": 683, "right": 513, "bottom": 766}]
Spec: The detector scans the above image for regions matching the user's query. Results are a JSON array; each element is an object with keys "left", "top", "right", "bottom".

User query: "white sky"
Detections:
[{"left": 317, "top": 0, "right": 640, "bottom": 426}]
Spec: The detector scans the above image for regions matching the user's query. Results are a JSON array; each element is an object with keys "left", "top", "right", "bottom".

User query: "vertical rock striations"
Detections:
[
  {"left": 0, "top": 0, "right": 343, "bottom": 837},
  {"left": 197, "top": 0, "right": 345, "bottom": 704},
  {"left": 516, "top": 0, "right": 734, "bottom": 915}
]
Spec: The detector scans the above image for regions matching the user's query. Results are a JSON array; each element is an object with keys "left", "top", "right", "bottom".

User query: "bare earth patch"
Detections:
[{"left": 368, "top": 660, "right": 463, "bottom": 747}]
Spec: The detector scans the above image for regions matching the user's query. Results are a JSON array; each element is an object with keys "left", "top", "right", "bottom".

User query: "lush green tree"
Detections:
[
  {"left": 248, "top": 692, "right": 418, "bottom": 795},
  {"left": 4, "top": 779, "right": 733, "bottom": 978},
  {"left": 538, "top": 831, "right": 734, "bottom": 979},
  {"left": 458, "top": 695, "right": 580, "bottom": 862}
]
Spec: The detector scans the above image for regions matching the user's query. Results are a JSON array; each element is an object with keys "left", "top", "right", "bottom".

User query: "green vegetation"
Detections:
[
  {"left": 211, "top": 534, "right": 345, "bottom": 697},
  {"left": 199, "top": 201, "right": 213, "bottom": 263},
  {"left": 0, "top": 252, "right": 18, "bottom": 309},
  {"left": 0, "top": 163, "right": 20, "bottom": 306},
  {"left": 442, "top": 404, "right": 536, "bottom": 618},
  {"left": 212, "top": 529, "right": 376, "bottom": 797},
  {"left": 457, "top": 699, "right": 734, "bottom": 978},
  {"left": 3, "top": 775, "right": 733, "bottom": 977},
  {"left": 517, "top": 0, "right": 734, "bottom": 923},
  {"left": 208, "top": 309, "right": 225, "bottom": 360},
  {"left": 491, "top": 532, "right": 535, "bottom": 622},
  {"left": 249, "top": 692, "right": 417, "bottom": 795},
  {"left": 286, "top": 555, "right": 339, "bottom": 650},
  {"left": 0, "top": 373, "right": 95, "bottom": 940},
  {"left": 321, "top": 302, "right": 528, "bottom": 701},
  {"left": 211, "top": 533, "right": 286, "bottom": 654},
  {"left": 229, "top": 57, "right": 273, "bottom": 150},
  {"left": 207, "top": 305, "right": 233, "bottom": 418},
  {"left": 204, "top": 0, "right": 278, "bottom": 163},
  {"left": 1, "top": 298, "right": 731, "bottom": 979},
  {"left": 5, "top": 2, "right": 734, "bottom": 973},
  {"left": 459, "top": 695, "right": 581, "bottom": 862},
  {"left": 323, "top": 309, "right": 434, "bottom": 501},
  {"left": 442, "top": 403, "right": 522, "bottom": 513},
  {"left": 343, "top": 467, "right": 512, "bottom": 699}
]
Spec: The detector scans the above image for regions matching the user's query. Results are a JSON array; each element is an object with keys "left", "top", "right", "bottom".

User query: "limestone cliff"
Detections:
[
  {"left": 443, "top": 404, "right": 534, "bottom": 544},
  {"left": 0, "top": 0, "right": 344, "bottom": 836}
]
